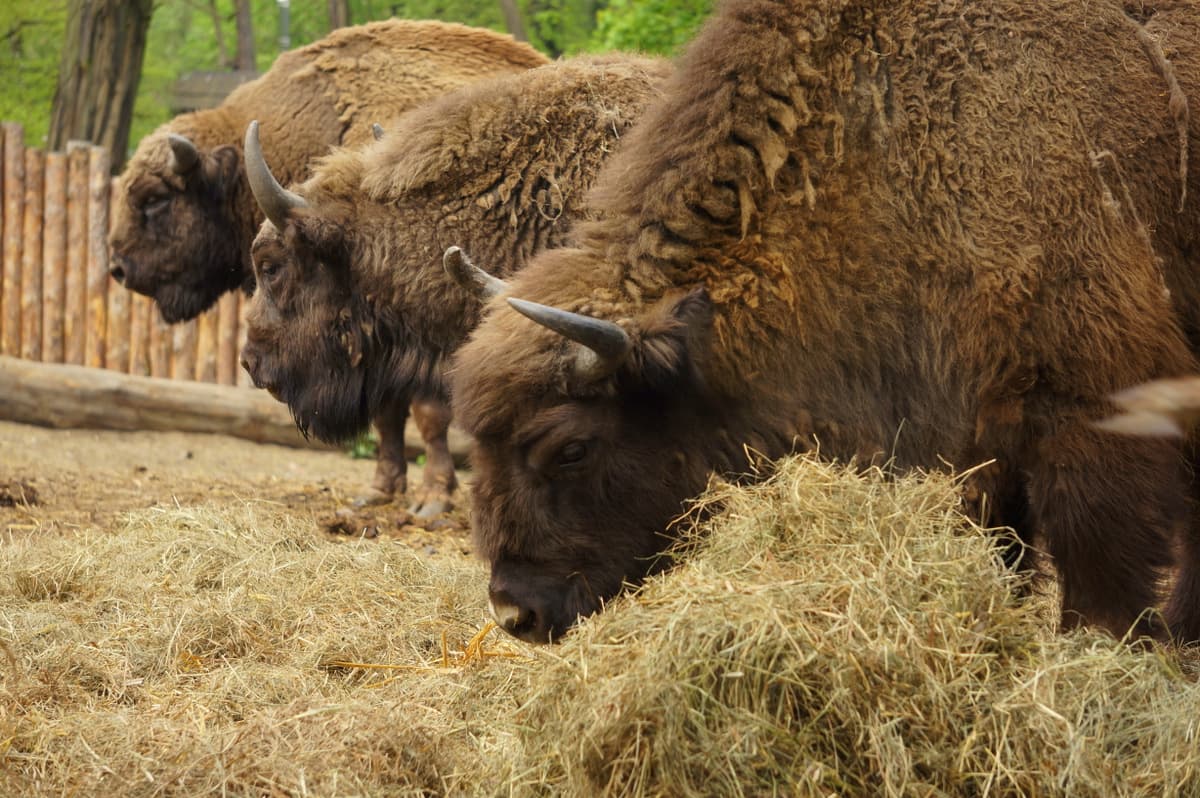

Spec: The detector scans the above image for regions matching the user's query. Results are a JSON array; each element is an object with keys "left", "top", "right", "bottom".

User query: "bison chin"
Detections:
[
  {"left": 110, "top": 251, "right": 229, "bottom": 324},
  {"left": 279, "top": 370, "right": 373, "bottom": 445},
  {"left": 152, "top": 279, "right": 230, "bottom": 325}
]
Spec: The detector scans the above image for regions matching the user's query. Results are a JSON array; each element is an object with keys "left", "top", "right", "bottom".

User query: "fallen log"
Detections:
[{"left": 0, "top": 355, "right": 473, "bottom": 464}]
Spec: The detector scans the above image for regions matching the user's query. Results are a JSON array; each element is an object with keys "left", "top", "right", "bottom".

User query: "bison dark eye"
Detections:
[
  {"left": 142, "top": 195, "right": 170, "bottom": 219},
  {"left": 556, "top": 441, "right": 590, "bottom": 468},
  {"left": 260, "top": 260, "right": 281, "bottom": 279}
]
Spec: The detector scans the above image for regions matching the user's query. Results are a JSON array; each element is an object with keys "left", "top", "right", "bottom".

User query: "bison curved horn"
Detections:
[
  {"left": 444, "top": 246, "right": 509, "bottom": 302},
  {"left": 167, "top": 134, "right": 200, "bottom": 174},
  {"left": 244, "top": 120, "right": 308, "bottom": 230},
  {"left": 507, "top": 297, "right": 631, "bottom": 382},
  {"left": 371, "top": 123, "right": 385, "bottom": 141}
]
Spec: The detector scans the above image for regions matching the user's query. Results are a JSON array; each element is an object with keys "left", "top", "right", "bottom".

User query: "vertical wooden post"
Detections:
[
  {"left": 0, "top": 125, "right": 3, "bottom": 351},
  {"left": 2, "top": 122, "right": 25, "bottom": 355},
  {"left": 104, "top": 177, "right": 129, "bottom": 372},
  {"left": 128, "top": 293, "right": 152, "bottom": 376},
  {"left": 217, "top": 290, "right": 240, "bottom": 385},
  {"left": 41, "top": 151, "right": 67, "bottom": 362},
  {"left": 173, "top": 319, "right": 197, "bottom": 381},
  {"left": 86, "top": 145, "right": 110, "bottom": 369},
  {"left": 64, "top": 141, "right": 89, "bottom": 365},
  {"left": 149, "top": 306, "right": 171, "bottom": 378},
  {"left": 196, "top": 304, "right": 219, "bottom": 382},
  {"left": 236, "top": 294, "right": 252, "bottom": 388},
  {"left": 20, "top": 148, "right": 44, "bottom": 361}
]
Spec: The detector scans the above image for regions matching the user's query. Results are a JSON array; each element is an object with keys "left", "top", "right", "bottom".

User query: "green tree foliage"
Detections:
[
  {"left": 528, "top": 0, "right": 597, "bottom": 57},
  {"left": 0, "top": 0, "right": 712, "bottom": 155},
  {"left": 0, "top": 3, "right": 68, "bottom": 146},
  {"left": 591, "top": 0, "right": 712, "bottom": 54}
]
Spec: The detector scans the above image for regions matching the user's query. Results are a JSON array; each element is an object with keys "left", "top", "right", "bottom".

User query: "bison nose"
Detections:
[
  {"left": 488, "top": 587, "right": 554, "bottom": 644},
  {"left": 241, "top": 347, "right": 271, "bottom": 391},
  {"left": 109, "top": 256, "right": 128, "bottom": 285},
  {"left": 240, "top": 350, "right": 257, "bottom": 378}
]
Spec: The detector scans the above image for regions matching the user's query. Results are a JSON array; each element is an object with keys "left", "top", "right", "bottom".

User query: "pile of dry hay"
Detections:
[{"left": 2, "top": 456, "right": 1199, "bottom": 796}]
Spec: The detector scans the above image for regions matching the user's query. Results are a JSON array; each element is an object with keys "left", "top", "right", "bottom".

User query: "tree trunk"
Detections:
[
  {"left": 48, "top": 0, "right": 154, "bottom": 173},
  {"left": 498, "top": 0, "right": 529, "bottom": 42},
  {"left": 207, "top": 0, "right": 232, "bottom": 69},
  {"left": 328, "top": 0, "right": 350, "bottom": 30},
  {"left": 234, "top": 0, "right": 256, "bottom": 71}
]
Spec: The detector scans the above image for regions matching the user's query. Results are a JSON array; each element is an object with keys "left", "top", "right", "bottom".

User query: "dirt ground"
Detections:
[{"left": 0, "top": 419, "right": 474, "bottom": 557}]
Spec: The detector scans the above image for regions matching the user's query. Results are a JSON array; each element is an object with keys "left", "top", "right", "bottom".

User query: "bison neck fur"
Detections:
[{"left": 451, "top": 0, "right": 1200, "bottom": 642}]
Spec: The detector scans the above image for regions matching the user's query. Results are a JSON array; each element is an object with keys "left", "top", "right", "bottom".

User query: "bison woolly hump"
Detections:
[{"left": 108, "top": 18, "right": 546, "bottom": 324}]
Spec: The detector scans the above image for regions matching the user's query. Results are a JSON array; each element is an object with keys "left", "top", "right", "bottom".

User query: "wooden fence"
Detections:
[{"left": 0, "top": 121, "right": 249, "bottom": 388}]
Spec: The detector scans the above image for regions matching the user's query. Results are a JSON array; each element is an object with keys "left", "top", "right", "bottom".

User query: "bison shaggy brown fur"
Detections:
[
  {"left": 108, "top": 18, "right": 546, "bottom": 324},
  {"left": 449, "top": 0, "right": 1200, "bottom": 643},
  {"left": 240, "top": 55, "right": 670, "bottom": 514}
]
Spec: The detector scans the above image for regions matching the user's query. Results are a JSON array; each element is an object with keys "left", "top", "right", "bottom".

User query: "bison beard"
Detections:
[
  {"left": 243, "top": 322, "right": 369, "bottom": 443},
  {"left": 450, "top": 0, "right": 1200, "bottom": 644},
  {"left": 241, "top": 261, "right": 444, "bottom": 444}
]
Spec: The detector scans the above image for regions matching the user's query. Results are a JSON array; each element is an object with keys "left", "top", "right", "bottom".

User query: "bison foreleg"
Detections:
[
  {"left": 407, "top": 397, "right": 457, "bottom": 519},
  {"left": 354, "top": 399, "right": 410, "bottom": 508},
  {"left": 962, "top": 458, "right": 1037, "bottom": 595},
  {"left": 1026, "top": 417, "right": 1183, "bottom": 641},
  {"left": 1164, "top": 448, "right": 1200, "bottom": 644}
]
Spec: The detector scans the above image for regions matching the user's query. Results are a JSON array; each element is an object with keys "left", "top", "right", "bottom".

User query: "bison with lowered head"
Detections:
[
  {"left": 108, "top": 19, "right": 546, "bottom": 510},
  {"left": 449, "top": 0, "right": 1200, "bottom": 643},
  {"left": 239, "top": 56, "right": 671, "bottom": 515}
]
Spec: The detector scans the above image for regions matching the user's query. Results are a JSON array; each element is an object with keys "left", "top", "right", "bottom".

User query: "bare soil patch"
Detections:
[{"left": 0, "top": 419, "right": 472, "bottom": 557}]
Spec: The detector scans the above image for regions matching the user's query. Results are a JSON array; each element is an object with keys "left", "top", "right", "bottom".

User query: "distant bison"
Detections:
[
  {"left": 449, "top": 0, "right": 1200, "bottom": 642},
  {"left": 109, "top": 19, "right": 545, "bottom": 321},
  {"left": 108, "top": 19, "right": 546, "bottom": 507},
  {"left": 239, "top": 56, "right": 670, "bottom": 515}
]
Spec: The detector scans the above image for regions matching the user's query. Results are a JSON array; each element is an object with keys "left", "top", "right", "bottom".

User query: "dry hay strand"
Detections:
[
  {"left": 1, "top": 456, "right": 1199, "bottom": 796},
  {"left": 0, "top": 499, "right": 527, "bottom": 796},
  {"left": 497, "top": 457, "right": 1200, "bottom": 797}
]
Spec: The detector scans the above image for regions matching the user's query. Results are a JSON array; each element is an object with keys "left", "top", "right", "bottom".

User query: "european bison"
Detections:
[
  {"left": 238, "top": 56, "right": 671, "bottom": 516},
  {"left": 108, "top": 19, "right": 546, "bottom": 509},
  {"left": 449, "top": 0, "right": 1200, "bottom": 642}
]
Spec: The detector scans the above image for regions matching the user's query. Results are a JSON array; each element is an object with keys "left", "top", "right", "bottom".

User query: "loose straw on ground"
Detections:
[{"left": 2, "top": 456, "right": 1198, "bottom": 796}]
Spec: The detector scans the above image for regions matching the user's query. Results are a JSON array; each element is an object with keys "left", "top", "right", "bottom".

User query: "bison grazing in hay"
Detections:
[
  {"left": 107, "top": 19, "right": 546, "bottom": 508},
  {"left": 448, "top": 0, "right": 1200, "bottom": 643},
  {"left": 238, "top": 56, "right": 671, "bottom": 515}
]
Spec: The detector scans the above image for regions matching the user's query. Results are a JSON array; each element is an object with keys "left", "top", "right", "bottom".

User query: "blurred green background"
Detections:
[{"left": 0, "top": 0, "right": 712, "bottom": 154}]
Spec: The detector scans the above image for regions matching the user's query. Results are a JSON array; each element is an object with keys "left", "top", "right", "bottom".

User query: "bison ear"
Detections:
[
  {"left": 204, "top": 145, "right": 242, "bottom": 190},
  {"left": 626, "top": 287, "right": 711, "bottom": 392}
]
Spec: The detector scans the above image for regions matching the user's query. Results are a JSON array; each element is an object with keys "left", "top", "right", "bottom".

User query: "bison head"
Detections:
[
  {"left": 243, "top": 219, "right": 373, "bottom": 443},
  {"left": 109, "top": 129, "right": 251, "bottom": 323},
  {"left": 240, "top": 123, "right": 373, "bottom": 444},
  {"left": 449, "top": 249, "right": 717, "bottom": 643}
]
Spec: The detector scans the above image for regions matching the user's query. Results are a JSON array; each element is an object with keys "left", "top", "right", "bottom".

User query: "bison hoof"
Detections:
[
  {"left": 352, "top": 487, "right": 395, "bottom": 509},
  {"left": 408, "top": 493, "right": 454, "bottom": 519}
]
